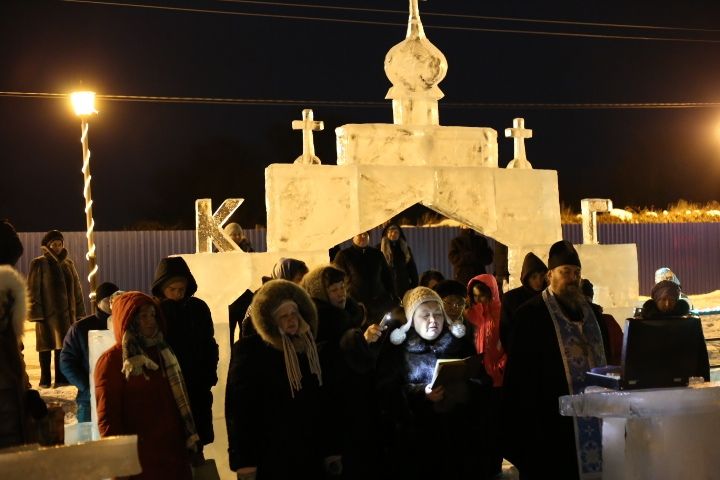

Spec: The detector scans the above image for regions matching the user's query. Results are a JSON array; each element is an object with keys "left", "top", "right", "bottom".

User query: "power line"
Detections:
[
  {"left": 4, "top": 91, "right": 720, "bottom": 110},
  {"left": 59, "top": 0, "right": 720, "bottom": 44},
  {"left": 216, "top": 0, "right": 720, "bottom": 34}
]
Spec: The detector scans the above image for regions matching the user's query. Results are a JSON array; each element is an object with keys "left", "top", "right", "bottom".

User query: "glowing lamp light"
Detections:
[
  {"left": 71, "top": 91, "right": 97, "bottom": 116},
  {"left": 70, "top": 90, "right": 99, "bottom": 311}
]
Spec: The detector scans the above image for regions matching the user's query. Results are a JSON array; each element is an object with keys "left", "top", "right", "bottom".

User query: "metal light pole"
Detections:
[{"left": 70, "top": 91, "right": 99, "bottom": 312}]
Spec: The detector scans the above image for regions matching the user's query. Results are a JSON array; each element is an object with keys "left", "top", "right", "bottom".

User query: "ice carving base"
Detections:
[{"left": 560, "top": 383, "right": 720, "bottom": 479}]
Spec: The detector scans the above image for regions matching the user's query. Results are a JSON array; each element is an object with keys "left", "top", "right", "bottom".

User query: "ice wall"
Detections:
[
  {"left": 266, "top": 164, "right": 562, "bottom": 253},
  {"left": 509, "top": 243, "right": 639, "bottom": 320}
]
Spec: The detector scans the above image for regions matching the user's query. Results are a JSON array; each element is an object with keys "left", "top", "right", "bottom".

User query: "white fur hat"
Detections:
[{"left": 389, "top": 286, "right": 465, "bottom": 345}]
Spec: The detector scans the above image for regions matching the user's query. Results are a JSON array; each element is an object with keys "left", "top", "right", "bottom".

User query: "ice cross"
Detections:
[
  {"left": 504, "top": 117, "right": 533, "bottom": 169},
  {"left": 292, "top": 109, "right": 323, "bottom": 164}
]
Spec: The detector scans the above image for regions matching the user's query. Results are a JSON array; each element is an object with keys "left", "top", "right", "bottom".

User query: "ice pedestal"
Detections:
[
  {"left": 0, "top": 435, "right": 140, "bottom": 480},
  {"left": 88, "top": 330, "right": 115, "bottom": 441},
  {"left": 560, "top": 383, "right": 720, "bottom": 479}
]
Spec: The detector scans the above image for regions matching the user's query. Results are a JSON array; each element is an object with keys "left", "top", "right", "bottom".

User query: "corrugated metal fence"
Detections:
[
  {"left": 562, "top": 223, "right": 720, "bottom": 296},
  {"left": 14, "top": 224, "right": 720, "bottom": 312}
]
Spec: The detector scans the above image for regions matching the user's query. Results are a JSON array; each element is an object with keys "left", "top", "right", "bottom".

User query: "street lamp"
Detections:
[{"left": 70, "top": 91, "right": 99, "bottom": 311}]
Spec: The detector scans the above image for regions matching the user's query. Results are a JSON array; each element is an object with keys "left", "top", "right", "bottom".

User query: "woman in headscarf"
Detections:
[
  {"left": 239, "top": 258, "right": 310, "bottom": 340},
  {"left": 465, "top": 274, "right": 506, "bottom": 477},
  {"left": 95, "top": 292, "right": 199, "bottom": 479},
  {"left": 378, "top": 223, "right": 419, "bottom": 298},
  {"left": 226, "top": 279, "right": 339, "bottom": 479}
]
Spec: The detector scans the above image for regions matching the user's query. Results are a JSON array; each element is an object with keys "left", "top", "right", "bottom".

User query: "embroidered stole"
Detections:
[{"left": 543, "top": 289, "right": 606, "bottom": 479}]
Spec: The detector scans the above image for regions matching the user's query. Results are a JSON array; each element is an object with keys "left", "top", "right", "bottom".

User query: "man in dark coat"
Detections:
[
  {"left": 502, "top": 240, "right": 610, "bottom": 480},
  {"left": 333, "top": 231, "right": 397, "bottom": 325},
  {"left": 499, "top": 252, "right": 547, "bottom": 353},
  {"left": 152, "top": 257, "right": 219, "bottom": 448},
  {"left": 448, "top": 227, "right": 494, "bottom": 287},
  {"left": 60, "top": 281, "right": 119, "bottom": 422},
  {"left": 28, "top": 230, "right": 85, "bottom": 388}
]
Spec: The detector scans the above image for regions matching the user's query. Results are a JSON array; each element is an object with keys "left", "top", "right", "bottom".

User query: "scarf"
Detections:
[
  {"left": 543, "top": 288, "right": 606, "bottom": 479},
  {"left": 279, "top": 325, "right": 323, "bottom": 398},
  {"left": 121, "top": 322, "right": 200, "bottom": 452},
  {"left": 380, "top": 237, "right": 411, "bottom": 267}
]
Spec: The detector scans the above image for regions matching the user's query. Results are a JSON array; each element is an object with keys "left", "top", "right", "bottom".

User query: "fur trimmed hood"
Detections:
[
  {"left": 0, "top": 266, "right": 28, "bottom": 342},
  {"left": 249, "top": 279, "right": 318, "bottom": 351}
]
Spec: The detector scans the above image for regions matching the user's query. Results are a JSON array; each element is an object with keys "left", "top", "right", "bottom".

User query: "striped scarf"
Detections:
[
  {"left": 279, "top": 326, "right": 323, "bottom": 398},
  {"left": 121, "top": 323, "right": 200, "bottom": 452}
]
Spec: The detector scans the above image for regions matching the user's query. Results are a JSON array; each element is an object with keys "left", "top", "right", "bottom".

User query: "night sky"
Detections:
[{"left": 2, "top": 0, "right": 720, "bottom": 231}]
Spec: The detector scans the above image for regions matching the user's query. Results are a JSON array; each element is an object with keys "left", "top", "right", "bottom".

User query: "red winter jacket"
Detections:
[{"left": 465, "top": 274, "right": 507, "bottom": 387}]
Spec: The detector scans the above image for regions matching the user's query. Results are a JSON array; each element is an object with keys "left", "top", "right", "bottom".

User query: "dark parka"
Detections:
[
  {"left": 333, "top": 243, "right": 397, "bottom": 324},
  {"left": 59, "top": 309, "right": 110, "bottom": 405},
  {"left": 28, "top": 247, "right": 85, "bottom": 351},
  {"left": 225, "top": 280, "right": 332, "bottom": 478},
  {"left": 303, "top": 266, "right": 383, "bottom": 479},
  {"left": 448, "top": 229, "right": 494, "bottom": 287},
  {"left": 501, "top": 294, "right": 611, "bottom": 480},
  {"left": 152, "top": 257, "right": 219, "bottom": 446},
  {"left": 376, "top": 326, "right": 494, "bottom": 480},
  {"left": 377, "top": 224, "right": 419, "bottom": 298},
  {"left": 499, "top": 252, "right": 547, "bottom": 352},
  {"left": 0, "top": 266, "right": 33, "bottom": 448}
]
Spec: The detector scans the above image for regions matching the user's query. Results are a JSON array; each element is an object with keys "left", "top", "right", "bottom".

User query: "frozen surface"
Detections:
[
  {"left": 88, "top": 330, "right": 115, "bottom": 441},
  {"left": 266, "top": 164, "right": 561, "bottom": 253},
  {"left": 0, "top": 435, "right": 140, "bottom": 480},
  {"left": 561, "top": 384, "right": 720, "bottom": 479},
  {"left": 336, "top": 124, "right": 497, "bottom": 167}
]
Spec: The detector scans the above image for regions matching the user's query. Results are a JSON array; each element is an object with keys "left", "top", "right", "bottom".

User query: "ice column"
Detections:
[
  {"left": 581, "top": 198, "right": 613, "bottom": 245},
  {"left": 384, "top": 0, "right": 447, "bottom": 126}
]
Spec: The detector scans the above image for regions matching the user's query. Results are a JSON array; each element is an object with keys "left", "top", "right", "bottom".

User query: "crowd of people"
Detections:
[{"left": 0, "top": 218, "right": 710, "bottom": 480}]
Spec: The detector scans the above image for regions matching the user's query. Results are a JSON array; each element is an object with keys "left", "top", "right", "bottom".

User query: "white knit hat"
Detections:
[{"left": 389, "top": 286, "right": 465, "bottom": 345}]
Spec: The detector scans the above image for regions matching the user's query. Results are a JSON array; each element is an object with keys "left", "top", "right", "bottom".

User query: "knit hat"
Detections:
[
  {"left": 520, "top": 252, "right": 548, "bottom": 286},
  {"left": 41, "top": 230, "right": 64, "bottom": 247},
  {"left": 654, "top": 267, "right": 680, "bottom": 287},
  {"left": 0, "top": 220, "right": 23, "bottom": 266},
  {"left": 96, "top": 282, "right": 120, "bottom": 303},
  {"left": 547, "top": 240, "right": 581, "bottom": 270},
  {"left": 390, "top": 286, "right": 464, "bottom": 345},
  {"left": 651, "top": 280, "right": 680, "bottom": 303}
]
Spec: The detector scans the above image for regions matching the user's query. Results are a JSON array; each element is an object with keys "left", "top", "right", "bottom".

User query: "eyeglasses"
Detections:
[{"left": 443, "top": 300, "right": 466, "bottom": 309}]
